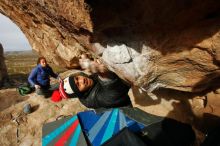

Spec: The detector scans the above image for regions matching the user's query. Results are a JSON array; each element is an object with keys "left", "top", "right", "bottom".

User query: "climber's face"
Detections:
[
  {"left": 40, "top": 59, "right": 47, "bottom": 68},
  {"left": 74, "top": 75, "right": 94, "bottom": 92}
]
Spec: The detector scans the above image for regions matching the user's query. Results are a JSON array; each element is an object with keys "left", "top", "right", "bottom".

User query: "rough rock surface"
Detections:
[
  {"left": 1, "top": 1, "right": 220, "bottom": 144},
  {"left": 129, "top": 87, "right": 220, "bottom": 144},
  {"left": 0, "top": 0, "right": 220, "bottom": 92},
  {"left": 0, "top": 43, "right": 8, "bottom": 87}
]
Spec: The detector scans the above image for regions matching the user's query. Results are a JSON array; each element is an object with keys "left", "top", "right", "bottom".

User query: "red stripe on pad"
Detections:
[{"left": 55, "top": 119, "right": 79, "bottom": 146}]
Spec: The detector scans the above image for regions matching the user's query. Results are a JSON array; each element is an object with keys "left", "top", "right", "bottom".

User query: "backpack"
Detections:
[{"left": 17, "top": 83, "right": 33, "bottom": 96}]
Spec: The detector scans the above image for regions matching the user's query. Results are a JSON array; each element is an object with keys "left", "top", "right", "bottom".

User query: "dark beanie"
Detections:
[{"left": 63, "top": 72, "right": 90, "bottom": 98}]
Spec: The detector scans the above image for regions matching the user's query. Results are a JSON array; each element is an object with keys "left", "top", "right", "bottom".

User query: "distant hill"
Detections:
[{"left": 4, "top": 50, "right": 38, "bottom": 56}]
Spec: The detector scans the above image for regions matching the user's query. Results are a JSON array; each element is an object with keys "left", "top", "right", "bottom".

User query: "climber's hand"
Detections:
[{"left": 34, "top": 84, "right": 40, "bottom": 89}]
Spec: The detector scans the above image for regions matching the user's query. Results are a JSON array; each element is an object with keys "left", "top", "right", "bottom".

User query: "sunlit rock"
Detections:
[{"left": 1, "top": 1, "right": 220, "bottom": 144}]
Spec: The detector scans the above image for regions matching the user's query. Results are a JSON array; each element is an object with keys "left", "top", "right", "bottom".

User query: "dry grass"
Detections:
[
  {"left": 3, "top": 51, "right": 66, "bottom": 86},
  {"left": 5, "top": 51, "right": 66, "bottom": 75}
]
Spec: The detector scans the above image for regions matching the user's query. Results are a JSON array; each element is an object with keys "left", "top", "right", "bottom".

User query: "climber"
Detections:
[
  {"left": 62, "top": 55, "right": 132, "bottom": 108},
  {"left": 28, "top": 57, "right": 60, "bottom": 97}
]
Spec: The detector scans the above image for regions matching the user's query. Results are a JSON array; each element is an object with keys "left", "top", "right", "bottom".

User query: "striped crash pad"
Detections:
[
  {"left": 42, "top": 107, "right": 195, "bottom": 146},
  {"left": 42, "top": 115, "right": 87, "bottom": 146},
  {"left": 77, "top": 108, "right": 145, "bottom": 146},
  {"left": 42, "top": 108, "right": 147, "bottom": 146}
]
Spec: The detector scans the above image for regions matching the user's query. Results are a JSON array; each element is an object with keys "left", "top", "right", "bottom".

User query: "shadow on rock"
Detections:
[
  {"left": 0, "top": 90, "right": 29, "bottom": 112},
  {"left": 130, "top": 86, "right": 220, "bottom": 144},
  {"left": 31, "top": 104, "right": 40, "bottom": 113},
  {"left": 131, "top": 86, "right": 161, "bottom": 106},
  {"left": 88, "top": 0, "right": 220, "bottom": 55},
  {"left": 0, "top": 73, "right": 29, "bottom": 89}
]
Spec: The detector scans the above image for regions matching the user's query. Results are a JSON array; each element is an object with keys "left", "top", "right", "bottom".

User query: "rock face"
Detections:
[
  {"left": 128, "top": 86, "right": 220, "bottom": 144},
  {"left": 0, "top": 0, "right": 220, "bottom": 93},
  {"left": 1, "top": 1, "right": 220, "bottom": 143},
  {"left": 0, "top": 43, "right": 8, "bottom": 87}
]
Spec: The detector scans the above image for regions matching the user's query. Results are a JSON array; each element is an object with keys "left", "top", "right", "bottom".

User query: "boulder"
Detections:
[
  {"left": 0, "top": 43, "right": 8, "bottom": 87},
  {"left": 0, "top": 0, "right": 220, "bottom": 92},
  {"left": 1, "top": 1, "right": 220, "bottom": 144}
]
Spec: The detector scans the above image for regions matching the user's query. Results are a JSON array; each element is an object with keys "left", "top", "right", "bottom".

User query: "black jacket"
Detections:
[{"left": 79, "top": 73, "right": 131, "bottom": 108}]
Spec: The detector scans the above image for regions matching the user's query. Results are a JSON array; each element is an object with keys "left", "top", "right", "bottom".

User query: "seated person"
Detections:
[
  {"left": 62, "top": 56, "right": 132, "bottom": 108},
  {"left": 28, "top": 57, "right": 59, "bottom": 97}
]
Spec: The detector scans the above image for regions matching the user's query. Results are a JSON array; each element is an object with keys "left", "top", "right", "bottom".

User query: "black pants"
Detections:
[{"left": 35, "top": 83, "right": 59, "bottom": 97}]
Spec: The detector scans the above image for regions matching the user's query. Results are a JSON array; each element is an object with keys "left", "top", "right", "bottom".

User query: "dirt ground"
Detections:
[
  {"left": 0, "top": 88, "right": 87, "bottom": 146},
  {"left": 0, "top": 70, "right": 220, "bottom": 145},
  {"left": 0, "top": 89, "right": 29, "bottom": 112},
  {"left": 0, "top": 70, "right": 87, "bottom": 146}
]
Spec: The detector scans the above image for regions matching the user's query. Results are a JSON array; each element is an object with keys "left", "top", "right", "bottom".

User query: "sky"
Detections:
[{"left": 0, "top": 13, "right": 32, "bottom": 52}]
